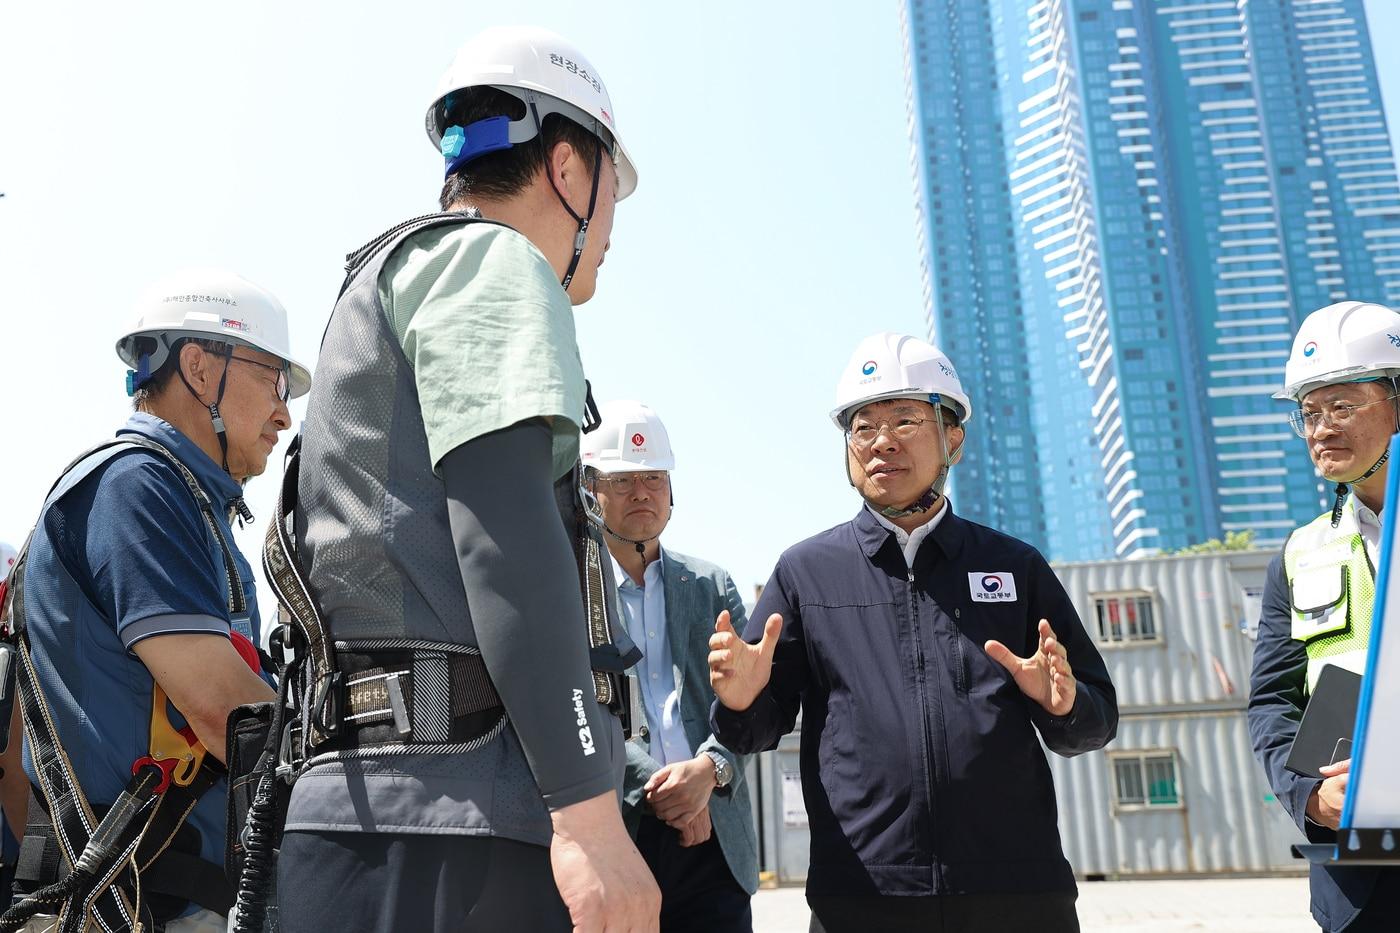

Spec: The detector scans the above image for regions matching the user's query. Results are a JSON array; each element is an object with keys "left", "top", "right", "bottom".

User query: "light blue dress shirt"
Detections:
[{"left": 613, "top": 548, "right": 692, "bottom": 767}]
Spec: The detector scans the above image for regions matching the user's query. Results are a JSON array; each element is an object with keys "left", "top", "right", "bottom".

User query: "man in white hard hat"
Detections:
[
  {"left": 277, "top": 26, "right": 659, "bottom": 933},
  {"left": 581, "top": 401, "right": 758, "bottom": 932},
  {"left": 1249, "top": 301, "right": 1400, "bottom": 932},
  {"left": 0, "top": 269, "right": 305, "bottom": 931},
  {"left": 707, "top": 332, "right": 1117, "bottom": 932}
]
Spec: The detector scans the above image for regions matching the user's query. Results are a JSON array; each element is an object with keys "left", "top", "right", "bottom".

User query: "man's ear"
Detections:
[
  {"left": 547, "top": 139, "right": 580, "bottom": 196},
  {"left": 178, "top": 343, "right": 213, "bottom": 400},
  {"left": 946, "top": 424, "right": 967, "bottom": 466}
]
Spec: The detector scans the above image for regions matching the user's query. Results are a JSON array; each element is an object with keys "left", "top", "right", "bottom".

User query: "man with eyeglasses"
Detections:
[
  {"left": 1250, "top": 301, "right": 1400, "bottom": 932},
  {"left": 580, "top": 401, "right": 758, "bottom": 932},
  {"left": 708, "top": 332, "right": 1117, "bottom": 933},
  {"left": 3, "top": 268, "right": 307, "bottom": 931}
]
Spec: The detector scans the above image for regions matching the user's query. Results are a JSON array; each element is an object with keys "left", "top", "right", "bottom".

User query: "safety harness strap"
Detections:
[{"left": 0, "top": 437, "right": 242, "bottom": 931}]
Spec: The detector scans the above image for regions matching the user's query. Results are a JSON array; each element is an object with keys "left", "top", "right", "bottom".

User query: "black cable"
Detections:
[{"left": 231, "top": 661, "right": 294, "bottom": 933}]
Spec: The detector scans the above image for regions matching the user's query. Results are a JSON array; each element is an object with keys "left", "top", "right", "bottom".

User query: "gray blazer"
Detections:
[{"left": 622, "top": 549, "right": 759, "bottom": 895}]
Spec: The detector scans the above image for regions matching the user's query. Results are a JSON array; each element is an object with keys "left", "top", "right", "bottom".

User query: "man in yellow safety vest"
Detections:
[{"left": 1249, "top": 300, "right": 1400, "bottom": 933}]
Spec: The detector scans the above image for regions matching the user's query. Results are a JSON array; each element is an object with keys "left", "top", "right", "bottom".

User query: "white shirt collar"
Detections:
[
  {"left": 611, "top": 544, "right": 666, "bottom": 590},
  {"left": 1355, "top": 500, "right": 1383, "bottom": 565},
  {"left": 866, "top": 499, "right": 949, "bottom": 568}
]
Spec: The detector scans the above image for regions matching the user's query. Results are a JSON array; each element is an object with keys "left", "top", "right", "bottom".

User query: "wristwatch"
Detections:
[{"left": 704, "top": 749, "right": 734, "bottom": 789}]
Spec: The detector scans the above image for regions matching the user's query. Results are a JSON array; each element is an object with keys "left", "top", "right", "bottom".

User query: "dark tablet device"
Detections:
[{"left": 1285, "top": 664, "right": 1363, "bottom": 779}]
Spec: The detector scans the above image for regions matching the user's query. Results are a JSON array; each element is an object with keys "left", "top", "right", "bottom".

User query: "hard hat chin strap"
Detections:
[
  {"left": 1326, "top": 377, "right": 1399, "bottom": 528},
  {"left": 176, "top": 343, "right": 234, "bottom": 471},
  {"left": 580, "top": 478, "right": 672, "bottom": 558},
  {"left": 175, "top": 344, "right": 256, "bottom": 525},
  {"left": 603, "top": 521, "right": 663, "bottom": 557},
  {"left": 1331, "top": 447, "right": 1389, "bottom": 528},
  {"left": 532, "top": 102, "right": 603, "bottom": 292},
  {"left": 847, "top": 417, "right": 964, "bottom": 519}
]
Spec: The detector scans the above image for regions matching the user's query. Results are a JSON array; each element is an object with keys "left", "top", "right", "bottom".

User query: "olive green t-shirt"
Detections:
[{"left": 379, "top": 223, "right": 585, "bottom": 478}]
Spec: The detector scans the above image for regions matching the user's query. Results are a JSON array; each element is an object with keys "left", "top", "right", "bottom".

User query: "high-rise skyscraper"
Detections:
[{"left": 903, "top": 0, "right": 1400, "bottom": 559}]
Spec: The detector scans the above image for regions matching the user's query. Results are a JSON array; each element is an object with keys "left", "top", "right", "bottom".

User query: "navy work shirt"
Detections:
[
  {"left": 712, "top": 503, "right": 1117, "bottom": 897},
  {"left": 21, "top": 413, "right": 261, "bottom": 882}
]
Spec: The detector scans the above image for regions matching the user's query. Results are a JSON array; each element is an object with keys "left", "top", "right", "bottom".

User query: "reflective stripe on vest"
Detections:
[{"left": 1283, "top": 497, "right": 1374, "bottom": 693}]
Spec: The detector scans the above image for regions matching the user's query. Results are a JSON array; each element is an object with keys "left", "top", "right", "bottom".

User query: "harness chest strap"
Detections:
[{"left": 1, "top": 437, "right": 242, "bottom": 931}]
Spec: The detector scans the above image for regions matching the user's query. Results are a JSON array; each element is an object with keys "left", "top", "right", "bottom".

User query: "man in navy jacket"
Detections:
[{"left": 709, "top": 333, "right": 1117, "bottom": 933}]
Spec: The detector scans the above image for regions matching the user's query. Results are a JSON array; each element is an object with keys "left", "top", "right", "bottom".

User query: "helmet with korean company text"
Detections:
[
  {"left": 831, "top": 332, "right": 972, "bottom": 429},
  {"left": 580, "top": 400, "right": 675, "bottom": 473},
  {"left": 116, "top": 268, "right": 310, "bottom": 399},
  {"left": 426, "top": 26, "right": 637, "bottom": 200}
]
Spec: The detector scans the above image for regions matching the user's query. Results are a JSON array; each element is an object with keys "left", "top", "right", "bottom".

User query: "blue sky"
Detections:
[{"left": 1, "top": 1, "right": 1397, "bottom": 601}]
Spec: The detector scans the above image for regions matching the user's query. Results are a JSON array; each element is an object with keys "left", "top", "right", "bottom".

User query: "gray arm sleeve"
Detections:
[{"left": 441, "top": 419, "right": 617, "bottom": 810}]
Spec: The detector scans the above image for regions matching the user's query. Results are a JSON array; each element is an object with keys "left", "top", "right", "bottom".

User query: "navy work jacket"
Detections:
[
  {"left": 712, "top": 504, "right": 1117, "bottom": 897},
  {"left": 1248, "top": 554, "right": 1397, "bottom": 932}
]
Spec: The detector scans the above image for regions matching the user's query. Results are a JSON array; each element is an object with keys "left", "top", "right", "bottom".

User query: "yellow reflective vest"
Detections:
[{"left": 1283, "top": 496, "right": 1376, "bottom": 693}]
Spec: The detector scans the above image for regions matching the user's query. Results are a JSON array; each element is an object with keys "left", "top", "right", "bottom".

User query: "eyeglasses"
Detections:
[
  {"left": 847, "top": 416, "right": 952, "bottom": 450},
  {"left": 592, "top": 472, "right": 668, "bottom": 495},
  {"left": 228, "top": 354, "right": 291, "bottom": 402},
  {"left": 1288, "top": 394, "right": 1399, "bottom": 438}
]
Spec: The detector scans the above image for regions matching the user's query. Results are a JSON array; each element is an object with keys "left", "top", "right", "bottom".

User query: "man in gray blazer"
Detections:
[{"left": 581, "top": 400, "right": 759, "bottom": 932}]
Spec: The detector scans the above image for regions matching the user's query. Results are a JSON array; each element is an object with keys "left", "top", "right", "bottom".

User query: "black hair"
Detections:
[{"left": 437, "top": 86, "right": 604, "bottom": 210}]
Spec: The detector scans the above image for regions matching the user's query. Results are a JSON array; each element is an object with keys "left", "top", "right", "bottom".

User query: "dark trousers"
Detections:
[
  {"left": 1336, "top": 871, "right": 1400, "bottom": 933},
  {"left": 635, "top": 814, "right": 751, "bottom": 933},
  {"left": 277, "top": 830, "right": 571, "bottom": 933},
  {"left": 808, "top": 891, "right": 1080, "bottom": 933}
]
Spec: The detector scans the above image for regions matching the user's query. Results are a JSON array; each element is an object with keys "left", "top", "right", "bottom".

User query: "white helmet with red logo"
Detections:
[
  {"left": 0, "top": 541, "right": 17, "bottom": 583},
  {"left": 115, "top": 267, "right": 311, "bottom": 398},
  {"left": 581, "top": 400, "right": 675, "bottom": 473}
]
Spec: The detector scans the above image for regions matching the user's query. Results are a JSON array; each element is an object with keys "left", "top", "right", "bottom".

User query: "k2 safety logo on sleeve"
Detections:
[{"left": 969, "top": 572, "right": 1017, "bottom": 602}]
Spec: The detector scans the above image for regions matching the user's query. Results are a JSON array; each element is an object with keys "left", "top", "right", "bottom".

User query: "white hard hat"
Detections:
[
  {"left": 581, "top": 400, "right": 675, "bottom": 473},
  {"left": 1276, "top": 300, "right": 1400, "bottom": 403},
  {"left": 426, "top": 26, "right": 637, "bottom": 200},
  {"left": 116, "top": 268, "right": 311, "bottom": 399},
  {"left": 0, "top": 541, "right": 17, "bottom": 582},
  {"left": 831, "top": 332, "right": 973, "bottom": 429}
]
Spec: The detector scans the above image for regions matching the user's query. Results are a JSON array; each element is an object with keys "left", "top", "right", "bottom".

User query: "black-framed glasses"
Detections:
[
  {"left": 228, "top": 354, "right": 291, "bottom": 402},
  {"left": 847, "top": 416, "right": 951, "bottom": 450},
  {"left": 1288, "top": 394, "right": 1399, "bottom": 438},
  {"left": 593, "top": 472, "right": 668, "bottom": 495}
]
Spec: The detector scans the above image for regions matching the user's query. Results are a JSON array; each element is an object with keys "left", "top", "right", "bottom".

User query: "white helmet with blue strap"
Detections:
[{"left": 426, "top": 26, "right": 637, "bottom": 199}]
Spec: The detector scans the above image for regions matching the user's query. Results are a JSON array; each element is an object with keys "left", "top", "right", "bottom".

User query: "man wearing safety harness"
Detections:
[
  {"left": 0, "top": 268, "right": 307, "bottom": 932},
  {"left": 0, "top": 541, "right": 24, "bottom": 910},
  {"left": 1249, "top": 301, "right": 1400, "bottom": 932},
  {"left": 582, "top": 401, "right": 759, "bottom": 931},
  {"left": 275, "top": 27, "right": 659, "bottom": 933},
  {"left": 709, "top": 332, "right": 1117, "bottom": 933}
]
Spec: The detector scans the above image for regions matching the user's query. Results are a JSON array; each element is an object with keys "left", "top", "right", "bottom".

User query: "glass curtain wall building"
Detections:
[{"left": 903, "top": 0, "right": 1400, "bottom": 559}]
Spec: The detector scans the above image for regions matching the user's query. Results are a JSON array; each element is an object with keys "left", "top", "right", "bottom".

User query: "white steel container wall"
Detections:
[{"left": 1049, "top": 550, "right": 1305, "bottom": 876}]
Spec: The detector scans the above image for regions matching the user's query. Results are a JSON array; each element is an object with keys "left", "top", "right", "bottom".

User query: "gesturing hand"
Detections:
[
  {"left": 985, "top": 619, "right": 1077, "bottom": 716},
  {"left": 707, "top": 610, "right": 783, "bottom": 713}
]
